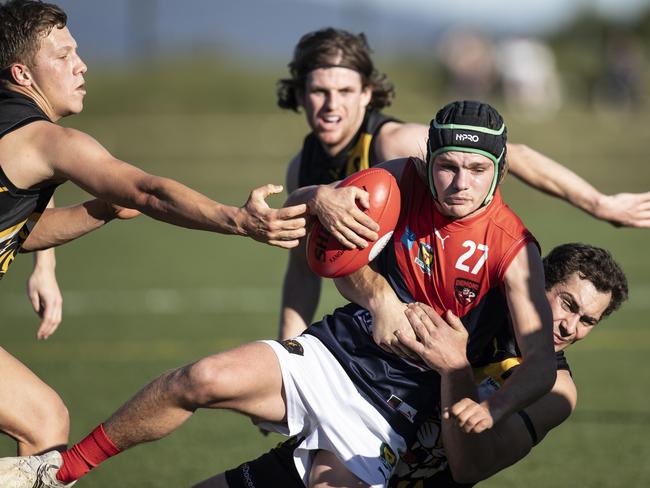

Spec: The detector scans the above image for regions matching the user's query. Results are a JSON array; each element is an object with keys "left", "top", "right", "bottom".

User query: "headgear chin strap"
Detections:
[{"left": 426, "top": 101, "right": 507, "bottom": 207}]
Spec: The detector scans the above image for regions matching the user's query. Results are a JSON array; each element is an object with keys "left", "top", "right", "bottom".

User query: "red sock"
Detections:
[{"left": 56, "top": 424, "right": 121, "bottom": 483}]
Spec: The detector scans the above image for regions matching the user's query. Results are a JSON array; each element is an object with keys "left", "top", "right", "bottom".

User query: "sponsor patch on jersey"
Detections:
[
  {"left": 379, "top": 442, "right": 398, "bottom": 473},
  {"left": 415, "top": 242, "right": 434, "bottom": 275},
  {"left": 278, "top": 339, "right": 304, "bottom": 356},
  {"left": 454, "top": 278, "right": 480, "bottom": 305},
  {"left": 400, "top": 225, "right": 417, "bottom": 251}
]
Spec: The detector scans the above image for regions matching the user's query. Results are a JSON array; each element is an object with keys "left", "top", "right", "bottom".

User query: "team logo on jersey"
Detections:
[
  {"left": 415, "top": 242, "right": 434, "bottom": 275},
  {"left": 379, "top": 442, "right": 398, "bottom": 473},
  {"left": 278, "top": 339, "right": 304, "bottom": 356},
  {"left": 400, "top": 225, "right": 417, "bottom": 251},
  {"left": 434, "top": 228, "right": 450, "bottom": 249},
  {"left": 454, "top": 278, "right": 480, "bottom": 305},
  {"left": 392, "top": 416, "right": 447, "bottom": 482}
]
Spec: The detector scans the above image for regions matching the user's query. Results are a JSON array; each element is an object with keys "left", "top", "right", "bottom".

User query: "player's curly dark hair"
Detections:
[
  {"left": 543, "top": 243, "right": 628, "bottom": 318},
  {"left": 277, "top": 27, "right": 395, "bottom": 112},
  {"left": 0, "top": 0, "right": 67, "bottom": 70}
]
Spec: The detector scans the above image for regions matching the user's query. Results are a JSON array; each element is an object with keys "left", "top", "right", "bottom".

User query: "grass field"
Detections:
[{"left": 1, "top": 63, "right": 649, "bottom": 487}]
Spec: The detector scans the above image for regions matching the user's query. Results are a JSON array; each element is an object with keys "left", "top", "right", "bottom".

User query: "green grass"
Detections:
[{"left": 0, "top": 64, "right": 649, "bottom": 486}]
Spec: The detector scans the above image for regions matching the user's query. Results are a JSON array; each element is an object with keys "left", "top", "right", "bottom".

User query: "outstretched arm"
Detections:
[
  {"left": 507, "top": 143, "right": 650, "bottom": 228},
  {"left": 38, "top": 124, "right": 307, "bottom": 249}
]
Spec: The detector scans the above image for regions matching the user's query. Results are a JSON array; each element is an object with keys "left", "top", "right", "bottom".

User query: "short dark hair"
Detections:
[
  {"left": 543, "top": 243, "right": 628, "bottom": 318},
  {"left": 277, "top": 27, "right": 395, "bottom": 112},
  {"left": 0, "top": 0, "right": 67, "bottom": 70}
]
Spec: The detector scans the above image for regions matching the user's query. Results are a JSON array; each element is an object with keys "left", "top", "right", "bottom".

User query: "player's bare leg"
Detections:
[
  {"left": 0, "top": 347, "right": 69, "bottom": 455},
  {"left": 0, "top": 342, "right": 286, "bottom": 488},
  {"left": 309, "top": 450, "right": 371, "bottom": 488},
  {"left": 103, "top": 341, "right": 287, "bottom": 450}
]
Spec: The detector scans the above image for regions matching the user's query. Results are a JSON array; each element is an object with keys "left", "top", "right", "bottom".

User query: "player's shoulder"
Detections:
[
  {"left": 374, "top": 157, "right": 411, "bottom": 183},
  {"left": 375, "top": 121, "right": 428, "bottom": 161},
  {"left": 488, "top": 193, "right": 533, "bottom": 238},
  {"left": 26, "top": 119, "right": 77, "bottom": 141}
]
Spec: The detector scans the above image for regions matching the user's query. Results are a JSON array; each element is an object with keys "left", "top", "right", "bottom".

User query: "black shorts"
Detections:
[
  {"left": 223, "top": 436, "right": 473, "bottom": 488},
  {"left": 224, "top": 437, "right": 305, "bottom": 488}
]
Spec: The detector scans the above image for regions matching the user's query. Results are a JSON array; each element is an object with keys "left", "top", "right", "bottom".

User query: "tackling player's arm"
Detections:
[
  {"left": 397, "top": 302, "right": 576, "bottom": 484},
  {"left": 476, "top": 242, "right": 556, "bottom": 429},
  {"left": 442, "top": 362, "right": 576, "bottom": 483},
  {"left": 33, "top": 123, "right": 307, "bottom": 249},
  {"left": 441, "top": 367, "right": 576, "bottom": 483},
  {"left": 506, "top": 143, "right": 650, "bottom": 228}
]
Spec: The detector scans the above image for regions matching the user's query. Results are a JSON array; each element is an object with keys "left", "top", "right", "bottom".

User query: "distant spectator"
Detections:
[
  {"left": 594, "top": 32, "right": 646, "bottom": 111},
  {"left": 496, "top": 37, "right": 562, "bottom": 118},
  {"left": 436, "top": 29, "right": 497, "bottom": 99}
]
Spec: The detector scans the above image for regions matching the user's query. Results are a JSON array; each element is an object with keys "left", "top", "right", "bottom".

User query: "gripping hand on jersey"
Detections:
[
  {"left": 397, "top": 303, "right": 495, "bottom": 434},
  {"left": 397, "top": 303, "right": 469, "bottom": 372},
  {"left": 309, "top": 184, "right": 379, "bottom": 249}
]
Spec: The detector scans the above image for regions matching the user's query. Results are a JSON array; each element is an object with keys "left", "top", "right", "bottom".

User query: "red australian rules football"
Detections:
[{"left": 307, "top": 168, "right": 401, "bottom": 278}]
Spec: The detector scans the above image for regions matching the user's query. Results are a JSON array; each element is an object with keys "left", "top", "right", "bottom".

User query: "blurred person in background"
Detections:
[
  {"left": 495, "top": 36, "right": 563, "bottom": 119},
  {"left": 594, "top": 32, "right": 646, "bottom": 111},
  {"left": 436, "top": 29, "right": 497, "bottom": 101}
]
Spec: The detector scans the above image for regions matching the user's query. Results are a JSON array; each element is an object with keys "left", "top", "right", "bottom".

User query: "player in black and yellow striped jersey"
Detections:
[
  {"left": 0, "top": 0, "right": 307, "bottom": 461},
  {"left": 0, "top": 89, "right": 58, "bottom": 279},
  {"left": 276, "top": 28, "right": 650, "bottom": 342}
]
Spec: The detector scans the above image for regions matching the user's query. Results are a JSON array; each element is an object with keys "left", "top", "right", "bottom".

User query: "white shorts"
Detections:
[{"left": 258, "top": 335, "right": 407, "bottom": 488}]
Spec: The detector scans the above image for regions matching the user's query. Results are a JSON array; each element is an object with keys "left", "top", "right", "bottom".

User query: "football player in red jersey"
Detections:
[
  {"left": 193, "top": 243, "right": 627, "bottom": 488},
  {"left": 1, "top": 100, "right": 558, "bottom": 488},
  {"left": 278, "top": 27, "right": 650, "bottom": 342}
]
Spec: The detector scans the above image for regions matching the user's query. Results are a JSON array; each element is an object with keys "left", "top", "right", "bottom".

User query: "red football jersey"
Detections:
[{"left": 392, "top": 158, "right": 538, "bottom": 317}]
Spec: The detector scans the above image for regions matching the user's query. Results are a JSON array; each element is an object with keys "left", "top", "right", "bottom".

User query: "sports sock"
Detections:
[{"left": 56, "top": 424, "right": 121, "bottom": 483}]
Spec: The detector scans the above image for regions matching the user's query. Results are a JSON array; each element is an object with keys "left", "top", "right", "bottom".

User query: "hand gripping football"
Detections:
[{"left": 307, "top": 168, "right": 401, "bottom": 278}]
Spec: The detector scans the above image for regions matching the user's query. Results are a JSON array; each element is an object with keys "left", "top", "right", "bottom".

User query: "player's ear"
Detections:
[
  {"left": 499, "top": 157, "right": 509, "bottom": 184},
  {"left": 9, "top": 63, "right": 33, "bottom": 87},
  {"left": 295, "top": 86, "right": 305, "bottom": 110}
]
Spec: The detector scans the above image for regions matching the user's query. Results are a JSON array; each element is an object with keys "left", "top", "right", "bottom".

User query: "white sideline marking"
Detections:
[
  {"left": 1, "top": 284, "right": 648, "bottom": 316},
  {"left": 0, "top": 287, "right": 281, "bottom": 316}
]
